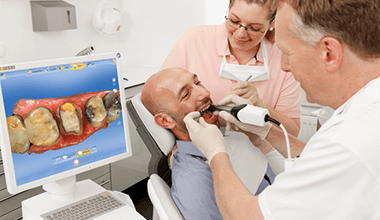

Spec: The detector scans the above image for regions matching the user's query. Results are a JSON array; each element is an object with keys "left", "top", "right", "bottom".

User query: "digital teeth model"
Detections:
[
  {"left": 58, "top": 103, "right": 83, "bottom": 135},
  {"left": 8, "top": 90, "right": 122, "bottom": 154},
  {"left": 85, "top": 96, "right": 107, "bottom": 128},
  {"left": 103, "top": 90, "right": 121, "bottom": 123},
  {"left": 6, "top": 115, "right": 30, "bottom": 154},
  {"left": 24, "top": 106, "right": 60, "bottom": 147}
]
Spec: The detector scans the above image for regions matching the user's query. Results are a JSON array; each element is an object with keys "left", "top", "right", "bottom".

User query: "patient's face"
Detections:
[{"left": 156, "top": 69, "right": 219, "bottom": 137}]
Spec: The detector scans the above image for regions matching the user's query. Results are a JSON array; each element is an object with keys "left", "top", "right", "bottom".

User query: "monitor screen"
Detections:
[{"left": 0, "top": 52, "right": 132, "bottom": 194}]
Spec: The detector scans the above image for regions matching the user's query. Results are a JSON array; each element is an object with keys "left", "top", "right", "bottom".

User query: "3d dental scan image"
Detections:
[{"left": 8, "top": 89, "right": 121, "bottom": 154}]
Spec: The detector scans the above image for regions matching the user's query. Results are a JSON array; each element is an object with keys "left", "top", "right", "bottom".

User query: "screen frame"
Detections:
[{"left": 0, "top": 52, "right": 132, "bottom": 194}]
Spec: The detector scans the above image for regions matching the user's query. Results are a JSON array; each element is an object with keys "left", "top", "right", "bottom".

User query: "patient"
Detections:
[{"left": 141, "top": 68, "right": 271, "bottom": 219}]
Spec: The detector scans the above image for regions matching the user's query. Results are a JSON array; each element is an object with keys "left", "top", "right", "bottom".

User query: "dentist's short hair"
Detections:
[
  {"left": 284, "top": 0, "right": 380, "bottom": 59},
  {"left": 290, "top": 12, "right": 325, "bottom": 47}
]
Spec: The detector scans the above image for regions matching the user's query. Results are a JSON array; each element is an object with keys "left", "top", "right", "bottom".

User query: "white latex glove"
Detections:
[
  {"left": 232, "top": 81, "right": 260, "bottom": 106},
  {"left": 217, "top": 94, "right": 272, "bottom": 139},
  {"left": 183, "top": 111, "right": 228, "bottom": 163},
  {"left": 220, "top": 93, "right": 252, "bottom": 106}
]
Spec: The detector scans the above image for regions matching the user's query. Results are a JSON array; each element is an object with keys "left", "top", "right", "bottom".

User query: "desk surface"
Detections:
[{"left": 122, "top": 66, "right": 159, "bottom": 89}]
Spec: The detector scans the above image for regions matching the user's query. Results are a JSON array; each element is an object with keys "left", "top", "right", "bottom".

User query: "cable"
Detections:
[
  {"left": 265, "top": 114, "right": 280, "bottom": 126},
  {"left": 76, "top": 45, "right": 96, "bottom": 56},
  {"left": 265, "top": 115, "right": 293, "bottom": 171},
  {"left": 279, "top": 124, "right": 291, "bottom": 160}
]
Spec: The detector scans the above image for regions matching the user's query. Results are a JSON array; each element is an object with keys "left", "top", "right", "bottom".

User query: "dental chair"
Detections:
[{"left": 127, "top": 93, "right": 184, "bottom": 220}]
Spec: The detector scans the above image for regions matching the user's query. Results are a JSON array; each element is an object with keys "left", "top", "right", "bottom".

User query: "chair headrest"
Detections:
[{"left": 131, "top": 93, "right": 176, "bottom": 155}]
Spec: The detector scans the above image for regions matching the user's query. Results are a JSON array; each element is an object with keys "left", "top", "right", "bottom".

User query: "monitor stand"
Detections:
[
  {"left": 22, "top": 176, "right": 146, "bottom": 219},
  {"left": 42, "top": 175, "right": 77, "bottom": 203}
]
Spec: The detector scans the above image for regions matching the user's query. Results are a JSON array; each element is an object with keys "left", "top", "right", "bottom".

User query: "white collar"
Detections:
[{"left": 334, "top": 76, "right": 380, "bottom": 116}]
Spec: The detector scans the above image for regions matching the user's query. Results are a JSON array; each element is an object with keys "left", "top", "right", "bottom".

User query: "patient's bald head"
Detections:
[{"left": 141, "top": 68, "right": 180, "bottom": 116}]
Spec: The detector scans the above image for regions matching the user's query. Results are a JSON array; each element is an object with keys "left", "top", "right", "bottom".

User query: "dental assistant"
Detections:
[
  {"left": 184, "top": 0, "right": 380, "bottom": 219},
  {"left": 161, "top": 0, "right": 302, "bottom": 137}
]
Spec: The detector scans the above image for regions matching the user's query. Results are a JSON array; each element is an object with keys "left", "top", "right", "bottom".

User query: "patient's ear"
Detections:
[{"left": 154, "top": 113, "right": 176, "bottom": 129}]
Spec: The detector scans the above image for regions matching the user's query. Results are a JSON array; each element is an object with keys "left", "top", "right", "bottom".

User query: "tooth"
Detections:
[
  {"left": 7, "top": 115, "right": 30, "bottom": 154},
  {"left": 200, "top": 104, "right": 211, "bottom": 113},
  {"left": 58, "top": 103, "right": 82, "bottom": 135},
  {"left": 24, "top": 106, "right": 60, "bottom": 147},
  {"left": 102, "top": 91, "right": 121, "bottom": 123},
  {"left": 85, "top": 96, "right": 107, "bottom": 127}
]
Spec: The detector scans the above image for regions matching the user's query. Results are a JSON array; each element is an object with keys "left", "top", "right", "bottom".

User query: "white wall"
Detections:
[
  {"left": 204, "top": 1, "right": 229, "bottom": 25},
  {"left": 0, "top": 0, "right": 222, "bottom": 68}
]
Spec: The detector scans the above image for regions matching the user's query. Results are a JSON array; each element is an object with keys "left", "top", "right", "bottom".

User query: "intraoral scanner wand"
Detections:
[
  {"left": 210, "top": 104, "right": 294, "bottom": 171},
  {"left": 210, "top": 104, "right": 269, "bottom": 127}
]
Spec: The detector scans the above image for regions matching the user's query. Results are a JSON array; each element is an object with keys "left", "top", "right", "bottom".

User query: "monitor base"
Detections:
[{"left": 42, "top": 175, "right": 77, "bottom": 203}]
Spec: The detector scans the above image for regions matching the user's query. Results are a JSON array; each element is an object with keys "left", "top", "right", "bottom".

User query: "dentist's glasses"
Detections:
[{"left": 225, "top": 16, "right": 265, "bottom": 36}]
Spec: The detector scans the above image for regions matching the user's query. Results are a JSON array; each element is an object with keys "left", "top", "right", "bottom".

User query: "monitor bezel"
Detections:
[{"left": 0, "top": 52, "right": 132, "bottom": 194}]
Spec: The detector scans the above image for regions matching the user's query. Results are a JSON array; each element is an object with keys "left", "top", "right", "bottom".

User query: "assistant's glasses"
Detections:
[{"left": 225, "top": 16, "right": 265, "bottom": 36}]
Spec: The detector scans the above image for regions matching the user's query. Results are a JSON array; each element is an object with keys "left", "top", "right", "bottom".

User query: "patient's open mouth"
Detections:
[
  {"left": 199, "top": 104, "right": 211, "bottom": 116},
  {"left": 198, "top": 104, "right": 218, "bottom": 125}
]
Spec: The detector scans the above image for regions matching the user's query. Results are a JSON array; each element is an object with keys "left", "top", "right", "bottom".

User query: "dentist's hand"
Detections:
[
  {"left": 217, "top": 94, "right": 272, "bottom": 139},
  {"left": 184, "top": 112, "right": 228, "bottom": 163}
]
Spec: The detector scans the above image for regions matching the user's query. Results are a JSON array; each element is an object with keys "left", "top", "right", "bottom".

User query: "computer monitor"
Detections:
[{"left": 0, "top": 52, "right": 132, "bottom": 199}]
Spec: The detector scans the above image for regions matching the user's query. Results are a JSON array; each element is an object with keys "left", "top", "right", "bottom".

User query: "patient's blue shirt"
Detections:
[
  {"left": 171, "top": 140, "right": 220, "bottom": 220},
  {"left": 171, "top": 140, "right": 275, "bottom": 220}
]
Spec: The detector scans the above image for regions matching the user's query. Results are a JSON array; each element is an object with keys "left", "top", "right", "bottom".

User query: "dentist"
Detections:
[{"left": 184, "top": 0, "right": 380, "bottom": 219}]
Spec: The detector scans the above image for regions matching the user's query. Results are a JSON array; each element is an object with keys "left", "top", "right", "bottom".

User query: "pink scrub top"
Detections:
[{"left": 161, "top": 23, "right": 302, "bottom": 119}]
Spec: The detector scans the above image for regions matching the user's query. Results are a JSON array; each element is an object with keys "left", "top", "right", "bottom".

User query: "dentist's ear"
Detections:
[
  {"left": 155, "top": 113, "right": 176, "bottom": 129},
  {"left": 320, "top": 37, "right": 343, "bottom": 73}
]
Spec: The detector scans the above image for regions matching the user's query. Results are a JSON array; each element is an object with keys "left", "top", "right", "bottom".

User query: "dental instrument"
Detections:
[
  {"left": 209, "top": 104, "right": 293, "bottom": 171},
  {"left": 244, "top": 74, "right": 252, "bottom": 82}
]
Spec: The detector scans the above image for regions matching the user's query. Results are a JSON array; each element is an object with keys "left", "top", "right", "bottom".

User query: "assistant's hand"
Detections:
[
  {"left": 184, "top": 112, "right": 228, "bottom": 163},
  {"left": 217, "top": 94, "right": 272, "bottom": 139},
  {"left": 219, "top": 93, "right": 252, "bottom": 106},
  {"left": 231, "top": 81, "right": 264, "bottom": 107}
]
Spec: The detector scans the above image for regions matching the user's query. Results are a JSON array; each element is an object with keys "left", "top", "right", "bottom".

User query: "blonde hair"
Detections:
[{"left": 230, "top": 0, "right": 279, "bottom": 43}]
